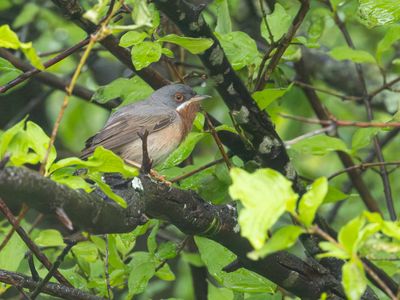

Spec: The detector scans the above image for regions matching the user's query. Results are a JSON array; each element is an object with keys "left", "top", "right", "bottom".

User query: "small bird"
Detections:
[{"left": 81, "top": 84, "right": 210, "bottom": 166}]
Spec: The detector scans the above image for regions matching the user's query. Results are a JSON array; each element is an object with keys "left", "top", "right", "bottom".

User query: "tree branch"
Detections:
[
  {"left": 0, "top": 166, "right": 351, "bottom": 299},
  {"left": 0, "top": 269, "right": 104, "bottom": 300}
]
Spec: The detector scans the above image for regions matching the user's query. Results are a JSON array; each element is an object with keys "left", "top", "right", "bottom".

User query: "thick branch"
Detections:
[{"left": 0, "top": 166, "right": 350, "bottom": 299}]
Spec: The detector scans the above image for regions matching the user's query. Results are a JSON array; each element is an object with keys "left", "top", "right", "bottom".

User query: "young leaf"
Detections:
[
  {"left": 329, "top": 46, "right": 376, "bottom": 64},
  {"left": 338, "top": 216, "right": 366, "bottom": 254},
  {"left": 324, "top": 185, "right": 348, "bottom": 203},
  {"left": 229, "top": 168, "right": 298, "bottom": 249},
  {"left": 248, "top": 225, "right": 305, "bottom": 260},
  {"left": 88, "top": 172, "right": 127, "bottom": 208},
  {"left": 119, "top": 31, "right": 148, "bottom": 47},
  {"left": 342, "top": 259, "right": 367, "bottom": 300},
  {"left": 289, "top": 135, "right": 350, "bottom": 156},
  {"left": 195, "top": 236, "right": 276, "bottom": 293},
  {"left": 298, "top": 177, "right": 328, "bottom": 227},
  {"left": 158, "top": 34, "right": 213, "bottom": 54},
  {"left": 358, "top": 0, "right": 400, "bottom": 28},
  {"left": 131, "top": 41, "right": 162, "bottom": 70},
  {"left": 318, "top": 241, "right": 349, "bottom": 260},
  {"left": 0, "top": 24, "right": 20, "bottom": 49}
]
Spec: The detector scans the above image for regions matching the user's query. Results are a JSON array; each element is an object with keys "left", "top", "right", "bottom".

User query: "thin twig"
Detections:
[
  {"left": 293, "top": 80, "right": 362, "bottom": 101},
  {"left": 368, "top": 76, "right": 400, "bottom": 98},
  {"left": 170, "top": 157, "right": 227, "bottom": 183},
  {"left": 0, "top": 38, "right": 90, "bottom": 94},
  {"left": 285, "top": 125, "right": 334, "bottom": 146},
  {"left": 328, "top": 161, "right": 400, "bottom": 181},
  {"left": 205, "top": 113, "right": 232, "bottom": 169},
  {"left": 155, "top": 236, "right": 189, "bottom": 272},
  {"left": 30, "top": 240, "right": 77, "bottom": 299},
  {"left": 255, "top": 0, "right": 310, "bottom": 91},
  {"left": 137, "top": 129, "right": 153, "bottom": 174},
  {"left": 0, "top": 204, "right": 29, "bottom": 252},
  {"left": 280, "top": 113, "right": 400, "bottom": 128},
  {"left": 104, "top": 235, "right": 112, "bottom": 300},
  {"left": 0, "top": 198, "right": 71, "bottom": 287}
]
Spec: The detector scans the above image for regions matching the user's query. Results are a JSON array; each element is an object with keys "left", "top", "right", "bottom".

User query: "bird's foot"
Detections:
[{"left": 149, "top": 170, "right": 172, "bottom": 186}]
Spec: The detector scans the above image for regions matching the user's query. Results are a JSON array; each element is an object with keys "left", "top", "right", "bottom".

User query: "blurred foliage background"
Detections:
[{"left": 1, "top": 0, "right": 400, "bottom": 299}]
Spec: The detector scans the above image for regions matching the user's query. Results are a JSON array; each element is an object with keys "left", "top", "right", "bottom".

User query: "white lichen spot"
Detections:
[
  {"left": 232, "top": 106, "right": 250, "bottom": 124},
  {"left": 258, "top": 136, "right": 274, "bottom": 154},
  {"left": 226, "top": 204, "right": 235, "bottom": 211},
  {"left": 224, "top": 68, "right": 230, "bottom": 74},
  {"left": 189, "top": 21, "right": 200, "bottom": 31},
  {"left": 211, "top": 74, "right": 224, "bottom": 84},
  {"left": 210, "top": 46, "right": 224, "bottom": 66},
  {"left": 284, "top": 162, "right": 296, "bottom": 180},
  {"left": 179, "top": 12, "right": 186, "bottom": 20},
  {"left": 131, "top": 177, "right": 144, "bottom": 191},
  {"left": 233, "top": 223, "right": 240, "bottom": 233},
  {"left": 184, "top": 204, "right": 187, "bottom": 209},
  {"left": 282, "top": 271, "right": 300, "bottom": 287},
  {"left": 227, "top": 83, "right": 236, "bottom": 95}
]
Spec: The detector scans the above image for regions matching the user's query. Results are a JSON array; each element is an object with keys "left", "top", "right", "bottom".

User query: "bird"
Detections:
[{"left": 81, "top": 84, "right": 210, "bottom": 166}]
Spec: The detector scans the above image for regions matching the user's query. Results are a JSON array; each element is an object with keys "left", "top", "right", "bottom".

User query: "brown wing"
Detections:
[{"left": 81, "top": 107, "right": 177, "bottom": 159}]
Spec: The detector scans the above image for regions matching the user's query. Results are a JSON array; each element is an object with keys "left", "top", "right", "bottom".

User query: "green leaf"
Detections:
[
  {"left": 193, "top": 112, "right": 205, "bottom": 131},
  {"left": 298, "top": 177, "right": 328, "bottom": 227},
  {"left": 156, "top": 241, "right": 177, "bottom": 260},
  {"left": 215, "top": 0, "right": 232, "bottom": 34},
  {"left": 195, "top": 236, "right": 275, "bottom": 293},
  {"left": 248, "top": 225, "right": 305, "bottom": 259},
  {"left": 158, "top": 34, "right": 213, "bottom": 54},
  {"left": 358, "top": 0, "right": 400, "bottom": 28},
  {"left": 0, "top": 57, "right": 22, "bottom": 86},
  {"left": 290, "top": 135, "right": 350, "bottom": 156},
  {"left": 318, "top": 241, "right": 349, "bottom": 259},
  {"left": 161, "top": 47, "right": 174, "bottom": 58},
  {"left": 324, "top": 185, "right": 348, "bottom": 203},
  {"left": 147, "top": 221, "right": 160, "bottom": 254},
  {"left": 0, "top": 24, "right": 20, "bottom": 49},
  {"left": 215, "top": 31, "right": 260, "bottom": 70},
  {"left": 338, "top": 216, "right": 366, "bottom": 254},
  {"left": 329, "top": 46, "right": 376, "bottom": 64},
  {"left": 181, "top": 252, "right": 204, "bottom": 267},
  {"left": 83, "top": 0, "right": 109, "bottom": 24},
  {"left": 72, "top": 241, "right": 99, "bottom": 263},
  {"left": 159, "top": 132, "right": 206, "bottom": 169},
  {"left": 131, "top": 41, "right": 162, "bottom": 70},
  {"left": 34, "top": 229, "right": 65, "bottom": 247},
  {"left": 252, "top": 85, "right": 292, "bottom": 110},
  {"left": 342, "top": 259, "right": 367, "bottom": 300},
  {"left": 50, "top": 147, "right": 137, "bottom": 178},
  {"left": 261, "top": 3, "right": 291, "bottom": 43},
  {"left": 376, "top": 25, "right": 400, "bottom": 65},
  {"left": 155, "top": 262, "right": 175, "bottom": 281},
  {"left": 229, "top": 168, "right": 298, "bottom": 249},
  {"left": 50, "top": 169, "right": 93, "bottom": 192},
  {"left": 0, "top": 117, "right": 26, "bottom": 159},
  {"left": 92, "top": 76, "right": 153, "bottom": 105},
  {"left": 0, "top": 232, "right": 26, "bottom": 271},
  {"left": 119, "top": 31, "right": 148, "bottom": 47},
  {"left": 127, "top": 252, "right": 156, "bottom": 296},
  {"left": 351, "top": 127, "right": 380, "bottom": 153}
]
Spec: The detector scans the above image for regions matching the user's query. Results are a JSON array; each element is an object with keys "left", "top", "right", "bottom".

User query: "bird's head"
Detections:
[{"left": 150, "top": 83, "right": 210, "bottom": 112}]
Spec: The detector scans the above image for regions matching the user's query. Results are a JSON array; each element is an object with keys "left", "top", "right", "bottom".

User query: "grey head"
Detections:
[{"left": 149, "top": 83, "right": 210, "bottom": 111}]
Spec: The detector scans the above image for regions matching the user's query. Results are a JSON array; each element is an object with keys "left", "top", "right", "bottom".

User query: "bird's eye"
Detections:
[{"left": 174, "top": 92, "right": 184, "bottom": 102}]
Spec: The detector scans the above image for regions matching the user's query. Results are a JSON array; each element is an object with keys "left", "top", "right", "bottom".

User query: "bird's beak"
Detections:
[{"left": 177, "top": 94, "right": 211, "bottom": 112}]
